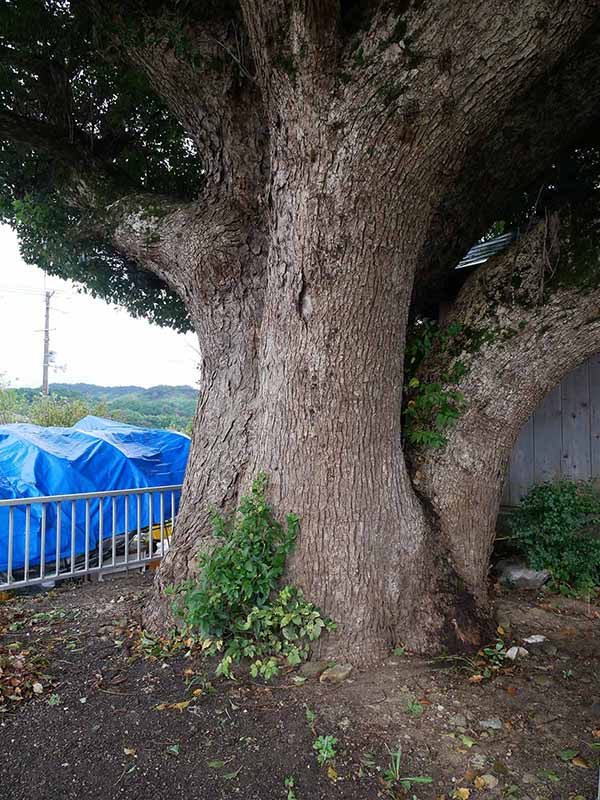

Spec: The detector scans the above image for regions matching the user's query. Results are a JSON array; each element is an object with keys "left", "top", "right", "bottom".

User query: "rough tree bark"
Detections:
[{"left": 7, "top": 1, "right": 600, "bottom": 660}]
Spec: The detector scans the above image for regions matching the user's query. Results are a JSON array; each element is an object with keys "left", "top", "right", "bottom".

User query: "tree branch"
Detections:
[
  {"left": 414, "top": 21, "right": 600, "bottom": 311},
  {"left": 0, "top": 110, "right": 86, "bottom": 168},
  {"left": 410, "top": 210, "right": 600, "bottom": 590},
  {"left": 107, "top": 194, "right": 262, "bottom": 301},
  {"left": 93, "top": 4, "right": 267, "bottom": 203},
  {"left": 241, "top": 0, "right": 338, "bottom": 90}
]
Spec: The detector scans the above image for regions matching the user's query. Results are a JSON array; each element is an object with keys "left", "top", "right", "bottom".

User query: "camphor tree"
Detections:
[{"left": 2, "top": 0, "right": 600, "bottom": 662}]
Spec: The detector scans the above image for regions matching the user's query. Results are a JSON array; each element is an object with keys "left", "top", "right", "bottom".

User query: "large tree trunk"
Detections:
[
  {"left": 247, "top": 155, "right": 428, "bottom": 661},
  {"left": 138, "top": 2, "right": 600, "bottom": 660}
]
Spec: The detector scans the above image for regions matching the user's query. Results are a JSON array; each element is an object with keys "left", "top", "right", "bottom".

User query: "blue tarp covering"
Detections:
[{"left": 0, "top": 416, "right": 189, "bottom": 572}]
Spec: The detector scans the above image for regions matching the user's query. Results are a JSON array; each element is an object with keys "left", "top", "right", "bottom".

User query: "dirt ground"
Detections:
[{"left": 0, "top": 573, "right": 598, "bottom": 800}]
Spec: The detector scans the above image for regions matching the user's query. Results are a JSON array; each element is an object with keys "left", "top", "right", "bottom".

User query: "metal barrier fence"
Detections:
[{"left": 0, "top": 485, "right": 182, "bottom": 590}]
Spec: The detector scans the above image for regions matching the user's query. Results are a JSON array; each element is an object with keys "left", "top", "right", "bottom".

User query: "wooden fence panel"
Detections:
[
  {"left": 589, "top": 354, "right": 600, "bottom": 478},
  {"left": 504, "top": 356, "right": 600, "bottom": 505},
  {"left": 507, "top": 415, "right": 535, "bottom": 506},
  {"left": 533, "top": 385, "right": 562, "bottom": 484},
  {"left": 560, "top": 361, "right": 591, "bottom": 481}
]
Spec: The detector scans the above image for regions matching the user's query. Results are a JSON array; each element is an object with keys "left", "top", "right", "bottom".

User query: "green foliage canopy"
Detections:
[{"left": 0, "top": 0, "right": 204, "bottom": 330}]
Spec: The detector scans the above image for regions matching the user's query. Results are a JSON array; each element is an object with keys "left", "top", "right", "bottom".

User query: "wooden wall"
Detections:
[{"left": 503, "top": 353, "right": 600, "bottom": 506}]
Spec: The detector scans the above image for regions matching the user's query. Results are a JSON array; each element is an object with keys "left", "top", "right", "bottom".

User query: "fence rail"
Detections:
[{"left": 0, "top": 484, "right": 182, "bottom": 590}]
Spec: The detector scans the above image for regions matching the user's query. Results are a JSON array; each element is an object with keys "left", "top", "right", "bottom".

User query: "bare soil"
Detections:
[{"left": 0, "top": 573, "right": 598, "bottom": 800}]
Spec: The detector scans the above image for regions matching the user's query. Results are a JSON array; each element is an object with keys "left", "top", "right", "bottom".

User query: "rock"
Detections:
[
  {"left": 497, "top": 559, "right": 550, "bottom": 589},
  {"left": 319, "top": 663, "right": 353, "bottom": 683},
  {"left": 506, "top": 646, "right": 529, "bottom": 661},
  {"left": 523, "top": 635, "right": 548, "bottom": 646},
  {"left": 522, "top": 773, "right": 539, "bottom": 785},
  {"left": 478, "top": 717, "right": 503, "bottom": 731},
  {"left": 449, "top": 713, "right": 467, "bottom": 728},
  {"left": 299, "top": 660, "right": 329, "bottom": 678}
]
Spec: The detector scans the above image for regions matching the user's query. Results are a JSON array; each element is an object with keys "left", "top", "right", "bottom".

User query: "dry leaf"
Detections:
[
  {"left": 571, "top": 756, "right": 590, "bottom": 768},
  {"left": 327, "top": 765, "right": 338, "bottom": 781},
  {"left": 32, "top": 682, "right": 43, "bottom": 694},
  {"left": 123, "top": 748, "right": 137, "bottom": 756},
  {"left": 192, "top": 688, "right": 203, "bottom": 697},
  {"left": 453, "top": 789, "right": 470, "bottom": 800},
  {"left": 496, "top": 625, "right": 505, "bottom": 636},
  {"left": 468, "top": 674, "right": 484, "bottom": 683},
  {"left": 474, "top": 776, "right": 486, "bottom": 790},
  {"left": 154, "top": 700, "right": 191, "bottom": 711},
  {"left": 506, "top": 686, "right": 518, "bottom": 696}
]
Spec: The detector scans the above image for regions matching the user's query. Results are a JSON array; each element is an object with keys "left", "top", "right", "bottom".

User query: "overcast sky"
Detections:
[{"left": 0, "top": 225, "right": 199, "bottom": 389}]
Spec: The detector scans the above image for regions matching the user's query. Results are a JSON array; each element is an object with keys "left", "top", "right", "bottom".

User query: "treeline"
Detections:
[{"left": 0, "top": 383, "right": 197, "bottom": 433}]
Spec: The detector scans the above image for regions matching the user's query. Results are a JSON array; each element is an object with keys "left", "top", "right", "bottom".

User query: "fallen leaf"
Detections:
[
  {"left": 192, "top": 688, "right": 203, "bottom": 697},
  {"left": 571, "top": 756, "right": 590, "bottom": 768},
  {"left": 208, "top": 760, "right": 225, "bottom": 768},
  {"left": 460, "top": 736, "right": 477, "bottom": 749},
  {"left": 506, "top": 686, "right": 518, "bottom": 696},
  {"left": 453, "top": 789, "right": 470, "bottom": 800},
  {"left": 223, "top": 767, "right": 242, "bottom": 781},
  {"left": 537, "top": 769, "right": 560, "bottom": 782},
  {"left": 496, "top": 625, "right": 505, "bottom": 636},
  {"left": 468, "top": 675, "right": 484, "bottom": 683},
  {"left": 166, "top": 744, "right": 180, "bottom": 756},
  {"left": 153, "top": 700, "right": 191, "bottom": 711},
  {"left": 123, "top": 748, "right": 137, "bottom": 756},
  {"left": 474, "top": 776, "right": 486, "bottom": 790},
  {"left": 327, "top": 765, "right": 338, "bottom": 781},
  {"left": 558, "top": 748, "right": 579, "bottom": 761}
]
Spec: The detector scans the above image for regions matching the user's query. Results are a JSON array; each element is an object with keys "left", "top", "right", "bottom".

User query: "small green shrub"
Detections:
[
  {"left": 313, "top": 735, "right": 337, "bottom": 766},
  {"left": 176, "top": 474, "right": 334, "bottom": 679},
  {"left": 510, "top": 480, "right": 600, "bottom": 596},
  {"left": 403, "top": 320, "right": 467, "bottom": 448}
]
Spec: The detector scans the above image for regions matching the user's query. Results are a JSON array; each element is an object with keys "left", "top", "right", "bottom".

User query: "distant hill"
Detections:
[{"left": 16, "top": 383, "right": 198, "bottom": 432}]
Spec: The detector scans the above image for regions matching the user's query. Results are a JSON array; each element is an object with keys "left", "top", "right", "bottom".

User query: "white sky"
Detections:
[{"left": 0, "top": 225, "right": 199, "bottom": 388}]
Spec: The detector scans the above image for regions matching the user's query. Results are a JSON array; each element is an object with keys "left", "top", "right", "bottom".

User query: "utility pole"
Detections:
[{"left": 42, "top": 290, "right": 54, "bottom": 395}]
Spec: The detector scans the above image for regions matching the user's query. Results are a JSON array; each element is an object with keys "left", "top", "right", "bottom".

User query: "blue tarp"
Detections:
[{"left": 0, "top": 416, "right": 189, "bottom": 572}]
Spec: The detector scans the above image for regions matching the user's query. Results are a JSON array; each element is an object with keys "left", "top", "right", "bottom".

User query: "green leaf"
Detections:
[
  {"left": 223, "top": 767, "right": 242, "bottom": 781},
  {"left": 558, "top": 749, "right": 579, "bottom": 761}
]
